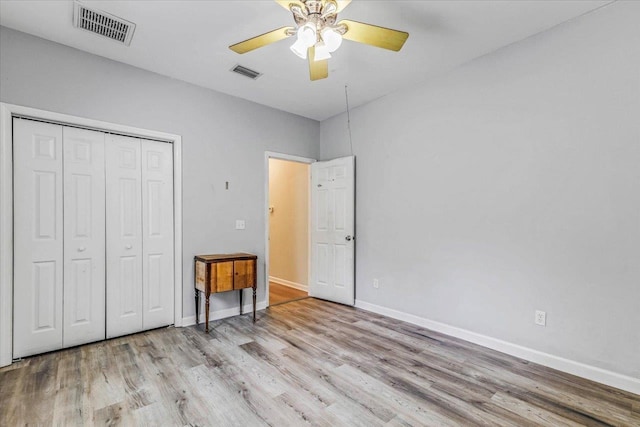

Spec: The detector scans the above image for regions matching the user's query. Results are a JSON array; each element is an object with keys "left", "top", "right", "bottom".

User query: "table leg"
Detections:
[
  {"left": 252, "top": 285, "right": 257, "bottom": 323},
  {"left": 239, "top": 289, "right": 243, "bottom": 315},
  {"left": 205, "top": 291, "right": 210, "bottom": 333},
  {"left": 204, "top": 262, "right": 211, "bottom": 333},
  {"left": 195, "top": 289, "right": 200, "bottom": 326}
]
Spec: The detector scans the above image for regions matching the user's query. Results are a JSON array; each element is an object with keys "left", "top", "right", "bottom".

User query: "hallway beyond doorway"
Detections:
[{"left": 269, "top": 282, "right": 308, "bottom": 306}]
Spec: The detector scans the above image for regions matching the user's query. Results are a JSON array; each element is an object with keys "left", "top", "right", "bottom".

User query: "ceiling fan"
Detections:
[{"left": 229, "top": 0, "right": 409, "bottom": 81}]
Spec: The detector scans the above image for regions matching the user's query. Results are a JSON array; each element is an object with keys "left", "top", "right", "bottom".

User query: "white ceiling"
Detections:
[{"left": 0, "top": 0, "right": 609, "bottom": 121}]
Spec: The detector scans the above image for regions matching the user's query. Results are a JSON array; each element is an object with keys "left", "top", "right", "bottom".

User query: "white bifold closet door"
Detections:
[
  {"left": 105, "top": 135, "right": 144, "bottom": 338},
  {"left": 105, "top": 135, "right": 174, "bottom": 338},
  {"left": 141, "top": 140, "right": 174, "bottom": 330},
  {"left": 14, "top": 119, "right": 174, "bottom": 356},
  {"left": 13, "top": 119, "right": 107, "bottom": 358},
  {"left": 63, "top": 127, "right": 106, "bottom": 348},
  {"left": 13, "top": 119, "right": 65, "bottom": 358}
]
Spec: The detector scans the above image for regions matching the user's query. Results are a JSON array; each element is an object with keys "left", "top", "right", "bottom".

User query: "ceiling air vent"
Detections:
[
  {"left": 231, "top": 65, "right": 262, "bottom": 80},
  {"left": 73, "top": 1, "right": 136, "bottom": 46}
]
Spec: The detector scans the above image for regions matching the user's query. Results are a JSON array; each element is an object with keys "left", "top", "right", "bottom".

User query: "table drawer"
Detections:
[
  {"left": 213, "top": 261, "right": 234, "bottom": 292},
  {"left": 234, "top": 260, "right": 255, "bottom": 289}
]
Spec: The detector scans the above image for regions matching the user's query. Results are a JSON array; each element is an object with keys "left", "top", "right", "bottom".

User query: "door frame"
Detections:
[
  {"left": 0, "top": 103, "right": 184, "bottom": 368},
  {"left": 264, "top": 151, "right": 315, "bottom": 307}
]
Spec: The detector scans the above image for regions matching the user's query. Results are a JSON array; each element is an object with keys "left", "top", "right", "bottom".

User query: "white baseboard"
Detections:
[
  {"left": 182, "top": 301, "right": 268, "bottom": 327},
  {"left": 355, "top": 300, "right": 640, "bottom": 396},
  {"left": 269, "top": 276, "right": 308, "bottom": 292}
]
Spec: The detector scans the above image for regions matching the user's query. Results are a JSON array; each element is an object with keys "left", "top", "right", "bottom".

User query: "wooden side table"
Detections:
[{"left": 194, "top": 253, "right": 258, "bottom": 332}]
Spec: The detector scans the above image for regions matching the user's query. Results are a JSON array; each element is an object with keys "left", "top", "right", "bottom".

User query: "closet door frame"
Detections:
[{"left": 0, "top": 103, "right": 183, "bottom": 368}]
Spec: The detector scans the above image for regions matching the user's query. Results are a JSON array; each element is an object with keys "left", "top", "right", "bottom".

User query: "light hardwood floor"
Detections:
[
  {"left": 269, "top": 282, "right": 308, "bottom": 306},
  {"left": 1, "top": 298, "right": 638, "bottom": 426}
]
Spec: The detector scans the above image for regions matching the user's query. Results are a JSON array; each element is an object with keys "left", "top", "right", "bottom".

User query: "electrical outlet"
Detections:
[
  {"left": 373, "top": 279, "right": 379, "bottom": 289},
  {"left": 235, "top": 220, "right": 245, "bottom": 230},
  {"left": 535, "top": 310, "right": 546, "bottom": 326}
]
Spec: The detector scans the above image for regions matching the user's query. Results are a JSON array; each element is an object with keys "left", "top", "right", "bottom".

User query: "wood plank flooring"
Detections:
[
  {"left": 269, "top": 282, "right": 308, "bottom": 306},
  {"left": 1, "top": 298, "right": 638, "bottom": 426}
]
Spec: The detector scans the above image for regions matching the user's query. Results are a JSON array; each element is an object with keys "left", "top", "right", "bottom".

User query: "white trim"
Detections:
[
  {"left": 268, "top": 276, "right": 309, "bottom": 292},
  {"left": 264, "top": 151, "right": 315, "bottom": 309},
  {"left": 182, "top": 301, "right": 268, "bottom": 327},
  {"left": 355, "top": 300, "right": 640, "bottom": 395},
  {"left": 0, "top": 104, "right": 14, "bottom": 368},
  {"left": 173, "top": 132, "right": 183, "bottom": 327},
  {"left": 0, "top": 103, "right": 184, "bottom": 367}
]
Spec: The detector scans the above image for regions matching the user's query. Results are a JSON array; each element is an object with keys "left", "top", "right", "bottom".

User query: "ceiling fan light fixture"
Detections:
[
  {"left": 321, "top": 27, "right": 342, "bottom": 52},
  {"left": 297, "top": 23, "right": 317, "bottom": 48},
  {"left": 290, "top": 38, "right": 308, "bottom": 59},
  {"left": 314, "top": 43, "right": 332, "bottom": 61}
]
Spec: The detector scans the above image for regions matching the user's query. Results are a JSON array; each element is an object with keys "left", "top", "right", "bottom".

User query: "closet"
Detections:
[{"left": 12, "top": 118, "right": 174, "bottom": 358}]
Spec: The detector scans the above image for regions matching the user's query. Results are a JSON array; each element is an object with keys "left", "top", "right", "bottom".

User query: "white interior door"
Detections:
[
  {"left": 13, "top": 118, "right": 64, "bottom": 358},
  {"left": 141, "top": 139, "right": 174, "bottom": 329},
  {"left": 310, "top": 156, "right": 355, "bottom": 305},
  {"left": 62, "top": 127, "right": 106, "bottom": 347},
  {"left": 105, "top": 134, "right": 143, "bottom": 338}
]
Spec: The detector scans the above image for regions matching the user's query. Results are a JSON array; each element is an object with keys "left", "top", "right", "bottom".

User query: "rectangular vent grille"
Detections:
[
  {"left": 73, "top": 2, "right": 136, "bottom": 46},
  {"left": 231, "top": 65, "right": 262, "bottom": 80}
]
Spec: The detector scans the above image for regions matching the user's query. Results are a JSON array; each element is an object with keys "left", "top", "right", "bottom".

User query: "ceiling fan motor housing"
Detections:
[
  {"left": 294, "top": 0, "right": 342, "bottom": 36},
  {"left": 305, "top": 1, "right": 324, "bottom": 15}
]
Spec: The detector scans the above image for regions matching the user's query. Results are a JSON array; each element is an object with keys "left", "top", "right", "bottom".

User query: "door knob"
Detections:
[
  {"left": 78, "top": 247, "right": 86, "bottom": 252},
  {"left": 345, "top": 235, "right": 353, "bottom": 241}
]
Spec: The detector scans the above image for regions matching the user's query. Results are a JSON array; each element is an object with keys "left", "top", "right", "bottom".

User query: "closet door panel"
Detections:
[
  {"left": 105, "top": 135, "right": 143, "bottom": 338},
  {"left": 13, "top": 119, "right": 64, "bottom": 358},
  {"left": 141, "top": 140, "right": 174, "bottom": 329},
  {"left": 63, "top": 127, "right": 106, "bottom": 347}
]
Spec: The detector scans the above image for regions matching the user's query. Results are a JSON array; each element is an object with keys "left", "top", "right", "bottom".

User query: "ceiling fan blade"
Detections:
[
  {"left": 338, "top": 19, "right": 409, "bottom": 51},
  {"left": 308, "top": 46, "right": 328, "bottom": 81},
  {"left": 229, "top": 27, "right": 294, "bottom": 54},
  {"left": 335, "top": 0, "right": 352, "bottom": 12},
  {"left": 274, "top": 0, "right": 305, "bottom": 11}
]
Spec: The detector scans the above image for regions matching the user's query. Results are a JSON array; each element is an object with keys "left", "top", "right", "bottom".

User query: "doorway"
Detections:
[
  {"left": 266, "top": 154, "right": 313, "bottom": 306},
  {"left": 264, "top": 152, "right": 355, "bottom": 309}
]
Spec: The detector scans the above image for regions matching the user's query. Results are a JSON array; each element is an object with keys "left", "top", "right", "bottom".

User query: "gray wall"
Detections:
[
  {"left": 320, "top": 1, "right": 640, "bottom": 378},
  {"left": 0, "top": 26, "right": 320, "bottom": 318}
]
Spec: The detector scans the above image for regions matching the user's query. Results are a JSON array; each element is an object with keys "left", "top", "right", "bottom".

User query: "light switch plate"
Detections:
[{"left": 235, "top": 220, "right": 245, "bottom": 230}]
